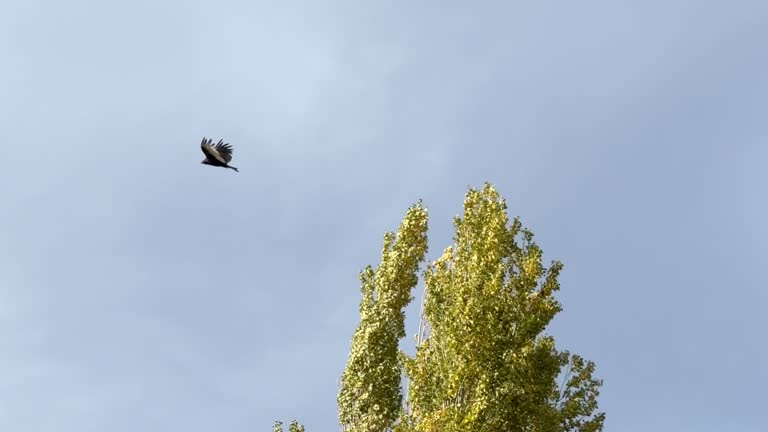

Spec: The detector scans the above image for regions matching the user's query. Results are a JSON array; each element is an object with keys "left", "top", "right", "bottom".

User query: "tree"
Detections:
[
  {"left": 273, "top": 419, "right": 306, "bottom": 432},
  {"left": 339, "top": 183, "right": 604, "bottom": 432},
  {"left": 337, "top": 202, "right": 430, "bottom": 432}
]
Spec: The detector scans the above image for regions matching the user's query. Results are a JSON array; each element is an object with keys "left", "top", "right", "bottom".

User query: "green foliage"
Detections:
[
  {"left": 338, "top": 202, "right": 430, "bottom": 432},
  {"left": 401, "top": 183, "right": 604, "bottom": 431},
  {"left": 339, "top": 183, "right": 604, "bottom": 432},
  {"left": 273, "top": 419, "right": 306, "bottom": 432}
]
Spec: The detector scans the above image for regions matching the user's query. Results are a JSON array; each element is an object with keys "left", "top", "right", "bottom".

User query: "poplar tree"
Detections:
[
  {"left": 338, "top": 183, "right": 604, "bottom": 432},
  {"left": 401, "top": 184, "right": 604, "bottom": 432},
  {"left": 273, "top": 420, "right": 306, "bottom": 432},
  {"left": 338, "top": 202, "right": 430, "bottom": 432}
]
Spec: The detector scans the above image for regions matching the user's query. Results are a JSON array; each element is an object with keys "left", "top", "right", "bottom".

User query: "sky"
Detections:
[{"left": 0, "top": 1, "right": 765, "bottom": 431}]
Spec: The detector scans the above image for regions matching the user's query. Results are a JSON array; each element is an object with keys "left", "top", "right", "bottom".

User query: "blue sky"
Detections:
[{"left": 1, "top": 1, "right": 765, "bottom": 431}]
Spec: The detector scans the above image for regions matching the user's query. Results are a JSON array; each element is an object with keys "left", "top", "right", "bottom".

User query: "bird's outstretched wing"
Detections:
[
  {"left": 200, "top": 137, "right": 234, "bottom": 164},
  {"left": 213, "top": 139, "right": 234, "bottom": 163}
]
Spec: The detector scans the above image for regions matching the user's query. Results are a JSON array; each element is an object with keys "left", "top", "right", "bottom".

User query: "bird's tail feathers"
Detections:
[{"left": 229, "top": 165, "right": 239, "bottom": 172}]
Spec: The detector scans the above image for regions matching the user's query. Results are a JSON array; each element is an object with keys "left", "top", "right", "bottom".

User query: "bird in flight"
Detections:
[{"left": 200, "top": 137, "right": 239, "bottom": 172}]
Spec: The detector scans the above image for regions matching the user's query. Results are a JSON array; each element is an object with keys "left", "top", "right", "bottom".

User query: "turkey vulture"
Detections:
[{"left": 200, "top": 137, "right": 239, "bottom": 172}]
